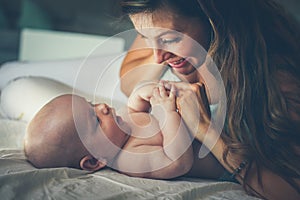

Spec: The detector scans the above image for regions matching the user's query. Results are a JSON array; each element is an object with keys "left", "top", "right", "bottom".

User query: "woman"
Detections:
[{"left": 119, "top": 0, "right": 300, "bottom": 199}]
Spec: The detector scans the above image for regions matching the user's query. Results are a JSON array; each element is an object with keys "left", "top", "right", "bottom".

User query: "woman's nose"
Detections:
[{"left": 153, "top": 48, "right": 172, "bottom": 64}]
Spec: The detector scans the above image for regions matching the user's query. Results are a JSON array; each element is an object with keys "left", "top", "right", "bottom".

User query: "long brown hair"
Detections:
[
  {"left": 197, "top": 0, "right": 300, "bottom": 195},
  {"left": 120, "top": 0, "right": 300, "bottom": 196}
]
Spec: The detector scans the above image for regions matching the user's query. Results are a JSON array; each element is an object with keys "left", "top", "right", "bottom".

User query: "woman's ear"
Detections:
[{"left": 80, "top": 155, "right": 106, "bottom": 171}]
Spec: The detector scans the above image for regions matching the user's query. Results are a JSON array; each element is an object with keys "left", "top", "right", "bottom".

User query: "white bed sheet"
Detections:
[
  {"left": 0, "top": 148, "right": 259, "bottom": 200},
  {"left": 0, "top": 102, "right": 261, "bottom": 200}
]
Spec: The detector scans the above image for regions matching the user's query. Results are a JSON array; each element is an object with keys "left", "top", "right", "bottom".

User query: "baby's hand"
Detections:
[{"left": 150, "top": 84, "right": 176, "bottom": 112}]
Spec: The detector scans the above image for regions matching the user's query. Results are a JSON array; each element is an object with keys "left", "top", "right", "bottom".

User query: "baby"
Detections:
[{"left": 24, "top": 82, "right": 224, "bottom": 179}]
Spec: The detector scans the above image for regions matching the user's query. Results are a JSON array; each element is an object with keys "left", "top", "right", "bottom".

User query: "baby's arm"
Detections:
[
  {"left": 127, "top": 81, "right": 158, "bottom": 112},
  {"left": 131, "top": 84, "right": 193, "bottom": 179},
  {"left": 150, "top": 84, "right": 193, "bottom": 163},
  {"left": 116, "top": 84, "right": 194, "bottom": 179},
  {"left": 114, "top": 82, "right": 194, "bottom": 179}
]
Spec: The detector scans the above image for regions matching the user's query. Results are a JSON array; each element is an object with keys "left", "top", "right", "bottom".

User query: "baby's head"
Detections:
[
  {"left": 24, "top": 94, "right": 101, "bottom": 171},
  {"left": 24, "top": 94, "right": 130, "bottom": 171}
]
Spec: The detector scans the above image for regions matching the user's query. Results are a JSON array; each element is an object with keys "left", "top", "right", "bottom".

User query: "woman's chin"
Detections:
[{"left": 171, "top": 65, "right": 197, "bottom": 77}]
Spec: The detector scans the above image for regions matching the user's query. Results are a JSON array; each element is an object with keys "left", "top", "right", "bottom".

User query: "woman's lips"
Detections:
[{"left": 168, "top": 58, "right": 188, "bottom": 68}]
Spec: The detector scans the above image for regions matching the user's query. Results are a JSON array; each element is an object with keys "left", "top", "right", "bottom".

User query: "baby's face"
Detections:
[{"left": 71, "top": 95, "right": 131, "bottom": 163}]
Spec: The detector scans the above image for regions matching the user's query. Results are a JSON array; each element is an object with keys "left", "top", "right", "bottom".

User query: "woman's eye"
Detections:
[{"left": 160, "top": 37, "right": 181, "bottom": 45}]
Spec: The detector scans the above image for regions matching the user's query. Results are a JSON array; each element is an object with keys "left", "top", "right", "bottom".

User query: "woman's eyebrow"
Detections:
[
  {"left": 157, "top": 30, "right": 180, "bottom": 38},
  {"left": 137, "top": 30, "right": 181, "bottom": 39}
]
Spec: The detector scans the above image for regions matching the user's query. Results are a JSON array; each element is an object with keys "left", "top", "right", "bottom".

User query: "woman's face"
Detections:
[{"left": 130, "top": 10, "right": 210, "bottom": 78}]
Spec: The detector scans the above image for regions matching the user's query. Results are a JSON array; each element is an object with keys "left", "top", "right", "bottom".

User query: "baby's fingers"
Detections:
[{"left": 158, "top": 84, "right": 168, "bottom": 97}]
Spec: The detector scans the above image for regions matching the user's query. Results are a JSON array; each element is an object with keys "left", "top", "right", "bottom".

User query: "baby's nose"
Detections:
[{"left": 95, "top": 103, "right": 110, "bottom": 114}]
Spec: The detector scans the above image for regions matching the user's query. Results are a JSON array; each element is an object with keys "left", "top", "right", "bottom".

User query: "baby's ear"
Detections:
[{"left": 80, "top": 155, "right": 106, "bottom": 171}]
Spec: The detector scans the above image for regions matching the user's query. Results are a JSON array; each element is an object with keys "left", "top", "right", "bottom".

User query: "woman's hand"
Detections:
[{"left": 163, "top": 81, "right": 211, "bottom": 142}]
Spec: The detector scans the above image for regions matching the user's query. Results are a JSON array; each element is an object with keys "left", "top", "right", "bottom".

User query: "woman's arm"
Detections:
[
  {"left": 207, "top": 131, "right": 300, "bottom": 200},
  {"left": 172, "top": 81, "right": 300, "bottom": 200},
  {"left": 120, "top": 35, "right": 166, "bottom": 96},
  {"left": 210, "top": 72, "right": 300, "bottom": 199}
]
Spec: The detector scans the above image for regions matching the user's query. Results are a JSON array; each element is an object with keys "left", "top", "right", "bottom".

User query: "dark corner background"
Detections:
[{"left": 0, "top": 0, "right": 299, "bottom": 65}]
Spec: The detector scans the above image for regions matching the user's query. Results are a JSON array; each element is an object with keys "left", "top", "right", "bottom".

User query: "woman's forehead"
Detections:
[
  {"left": 130, "top": 11, "right": 176, "bottom": 30},
  {"left": 130, "top": 11, "right": 200, "bottom": 37}
]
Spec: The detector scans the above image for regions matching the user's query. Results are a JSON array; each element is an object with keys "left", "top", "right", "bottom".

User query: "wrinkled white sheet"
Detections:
[{"left": 0, "top": 118, "right": 261, "bottom": 200}]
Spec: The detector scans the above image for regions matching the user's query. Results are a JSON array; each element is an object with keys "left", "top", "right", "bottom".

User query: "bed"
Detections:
[{"left": 0, "top": 29, "right": 261, "bottom": 200}]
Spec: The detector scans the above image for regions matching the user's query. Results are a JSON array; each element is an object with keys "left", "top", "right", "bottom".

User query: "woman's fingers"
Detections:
[
  {"left": 169, "top": 84, "right": 176, "bottom": 99},
  {"left": 167, "top": 81, "right": 192, "bottom": 90},
  {"left": 196, "top": 83, "right": 211, "bottom": 119}
]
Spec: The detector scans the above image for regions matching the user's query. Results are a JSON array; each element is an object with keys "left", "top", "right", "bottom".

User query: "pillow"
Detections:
[
  {"left": 0, "top": 76, "right": 128, "bottom": 123},
  {"left": 0, "top": 77, "right": 73, "bottom": 122},
  {"left": 0, "top": 53, "right": 129, "bottom": 122},
  {"left": 0, "top": 53, "right": 125, "bottom": 91}
]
